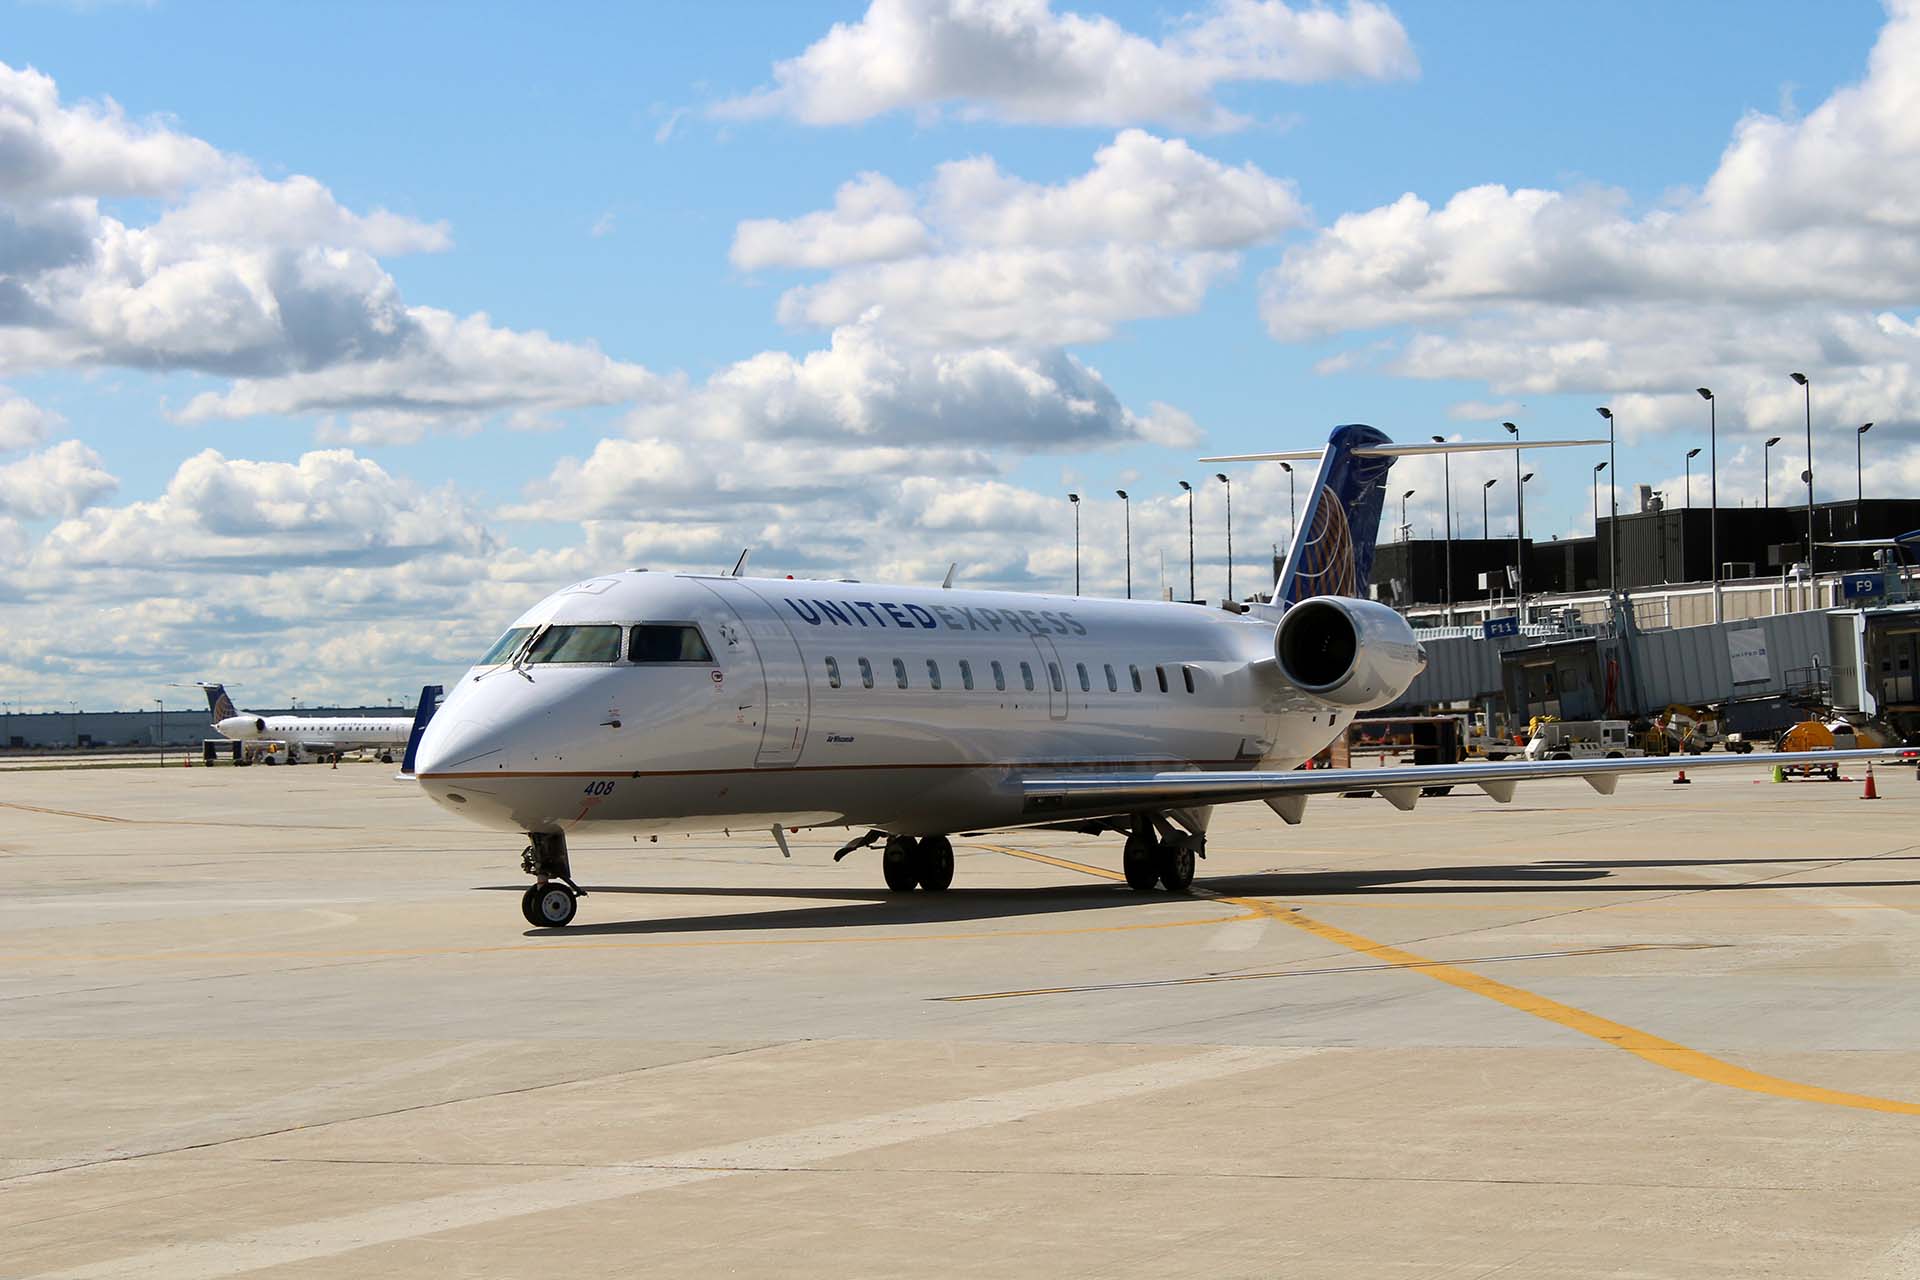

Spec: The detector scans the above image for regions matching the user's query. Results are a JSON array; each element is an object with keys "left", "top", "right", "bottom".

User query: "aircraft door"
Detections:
[
  {"left": 699, "top": 580, "right": 811, "bottom": 766},
  {"left": 1030, "top": 635, "right": 1069, "bottom": 721}
]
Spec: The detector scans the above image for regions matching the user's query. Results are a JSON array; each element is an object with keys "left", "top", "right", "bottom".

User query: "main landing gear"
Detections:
[
  {"left": 520, "top": 831, "right": 587, "bottom": 928},
  {"left": 1122, "top": 819, "right": 1202, "bottom": 894},
  {"left": 880, "top": 834, "right": 955, "bottom": 894}
]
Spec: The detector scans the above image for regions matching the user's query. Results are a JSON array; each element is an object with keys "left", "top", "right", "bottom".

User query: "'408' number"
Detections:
[{"left": 582, "top": 780, "right": 616, "bottom": 796}]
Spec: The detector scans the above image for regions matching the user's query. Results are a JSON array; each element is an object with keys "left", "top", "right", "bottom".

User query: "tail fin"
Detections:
[
  {"left": 195, "top": 681, "right": 238, "bottom": 722},
  {"left": 399, "top": 684, "right": 444, "bottom": 776},
  {"left": 1272, "top": 424, "right": 1395, "bottom": 606}
]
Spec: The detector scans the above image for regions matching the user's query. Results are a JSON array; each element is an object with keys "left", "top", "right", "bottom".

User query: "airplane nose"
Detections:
[{"left": 412, "top": 716, "right": 505, "bottom": 776}]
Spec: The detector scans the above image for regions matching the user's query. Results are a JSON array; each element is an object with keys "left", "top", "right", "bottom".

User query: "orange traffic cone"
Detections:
[
  {"left": 1672, "top": 767, "right": 1691, "bottom": 785},
  {"left": 1862, "top": 764, "right": 1880, "bottom": 800}
]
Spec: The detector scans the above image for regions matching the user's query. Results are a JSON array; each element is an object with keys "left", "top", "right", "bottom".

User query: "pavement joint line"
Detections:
[
  {"left": 0, "top": 1041, "right": 795, "bottom": 1187},
  {"left": 983, "top": 842, "right": 1920, "bottom": 1118},
  {"left": 26, "top": 1045, "right": 1310, "bottom": 1280},
  {"left": 933, "top": 942, "right": 1726, "bottom": 1001}
]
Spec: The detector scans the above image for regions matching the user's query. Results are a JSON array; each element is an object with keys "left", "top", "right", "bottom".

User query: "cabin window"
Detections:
[
  {"left": 893, "top": 658, "right": 909, "bottom": 689},
  {"left": 959, "top": 659, "right": 975, "bottom": 690},
  {"left": 1129, "top": 664, "right": 1143, "bottom": 693},
  {"left": 926, "top": 659, "right": 942, "bottom": 690},
  {"left": 1182, "top": 665, "right": 1196, "bottom": 694},
  {"left": 479, "top": 627, "right": 533, "bottom": 665},
  {"left": 825, "top": 657, "right": 842, "bottom": 689},
  {"left": 991, "top": 660, "right": 1006, "bottom": 692},
  {"left": 1104, "top": 663, "right": 1118, "bottom": 693},
  {"left": 629, "top": 623, "right": 713, "bottom": 663},
  {"left": 526, "top": 624, "right": 623, "bottom": 664},
  {"left": 1048, "top": 662, "right": 1063, "bottom": 693},
  {"left": 858, "top": 657, "right": 874, "bottom": 689},
  {"left": 1156, "top": 665, "right": 1169, "bottom": 693},
  {"left": 1076, "top": 662, "right": 1091, "bottom": 693},
  {"left": 1020, "top": 661, "right": 1035, "bottom": 692}
]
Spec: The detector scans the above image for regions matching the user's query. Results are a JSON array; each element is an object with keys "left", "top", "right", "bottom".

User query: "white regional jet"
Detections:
[
  {"left": 408, "top": 424, "right": 1894, "bottom": 928},
  {"left": 198, "top": 682, "right": 426, "bottom": 763}
]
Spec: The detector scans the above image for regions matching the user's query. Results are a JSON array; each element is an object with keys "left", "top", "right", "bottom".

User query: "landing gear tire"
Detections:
[
  {"left": 1158, "top": 839, "right": 1196, "bottom": 893},
  {"left": 526, "top": 883, "right": 577, "bottom": 928},
  {"left": 916, "top": 836, "right": 955, "bottom": 892},
  {"left": 882, "top": 837, "right": 919, "bottom": 893},
  {"left": 1123, "top": 828, "right": 1159, "bottom": 892}
]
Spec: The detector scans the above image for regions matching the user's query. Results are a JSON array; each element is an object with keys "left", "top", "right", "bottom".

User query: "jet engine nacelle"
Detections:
[
  {"left": 217, "top": 715, "right": 266, "bottom": 739},
  {"left": 1273, "top": 596, "right": 1427, "bottom": 710}
]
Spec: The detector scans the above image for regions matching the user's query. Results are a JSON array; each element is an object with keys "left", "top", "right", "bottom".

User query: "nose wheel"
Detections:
[
  {"left": 518, "top": 831, "right": 585, "bottom": 928},
  {"left": 522, "top": 882, "right": 578, "bottom": 928}
]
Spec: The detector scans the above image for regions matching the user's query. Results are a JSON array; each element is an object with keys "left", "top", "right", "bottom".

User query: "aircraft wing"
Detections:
[{"left": 1022, "top": 748, "right": 1899, "bottom": 824}]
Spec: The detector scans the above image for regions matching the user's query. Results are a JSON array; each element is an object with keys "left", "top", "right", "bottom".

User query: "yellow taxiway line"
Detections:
[{"left": 984, "top": 842, "right": 1920, "bottom": 1117}]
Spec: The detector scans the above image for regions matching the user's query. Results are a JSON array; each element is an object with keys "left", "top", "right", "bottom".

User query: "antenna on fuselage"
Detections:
[
  {"left": 941, "top": 562, "right": 957, "bottom": 589},
  {"left": 726, "top": 547, "right": 751, "bottom": 577}
]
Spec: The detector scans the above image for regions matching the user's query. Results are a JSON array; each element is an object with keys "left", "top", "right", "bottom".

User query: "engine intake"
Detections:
[{"left": 1274, "top": 596, "right": 1426, "bottom": 710}]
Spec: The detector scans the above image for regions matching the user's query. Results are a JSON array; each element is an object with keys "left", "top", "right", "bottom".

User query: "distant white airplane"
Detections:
[
  {"left": 407, "top": 424, "right": 1894, "bottom": 928},
  {"left": 196, "top": 682, "right": 428, "bottom": 764}
]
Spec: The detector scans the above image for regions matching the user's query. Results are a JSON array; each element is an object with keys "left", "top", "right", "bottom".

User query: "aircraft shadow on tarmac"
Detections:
[{"left": 479, "top": 851, "right": 1920, "bottom": 936}]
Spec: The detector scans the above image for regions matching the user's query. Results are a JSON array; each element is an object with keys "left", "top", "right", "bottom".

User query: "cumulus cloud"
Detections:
[
  {"left": 0, "top": 59, "right": 658, "bottom": 439},
  {"left": 0, "top": 439, "right": 116, "bottom": 518},
  {"left": 1260, "top": 1, "right": 1920, "bottom": 462},
  {"left": 35, "top": 447, "right": 490, "bottom": 572},
  {"left": 715, "top": 0, "right": 1416, "bottom": 130},
  {"left": 508, "top": 318, "right": 1198, "bottom": 522},
  {"left": 0, "top": 389, "right": 59, "bottom": 450},
  {"left": 742, "top": 130, "right": 1304, "bottom": 345}
]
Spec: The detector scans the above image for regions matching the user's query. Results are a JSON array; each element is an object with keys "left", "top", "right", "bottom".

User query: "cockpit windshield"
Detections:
[
  {"left": 525, "top": 624, "right": 623, "bottom": 664},
  {"left": 479, "top": 627, "right": 534, "bottom": 665}
]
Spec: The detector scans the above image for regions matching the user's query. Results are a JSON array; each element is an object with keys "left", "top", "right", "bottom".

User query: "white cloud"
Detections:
[
  {"left": 35, "top": 447, "right": 489, "bottom": 572},
  {"left": 0, "top": 62, "right": 231, "bottom": 199},
  {"left": 0, "top": 390, "right": 59, "bottom": 451},
  {"left": 743, "top": 131, "right": 1303, "bottom": 345},
  {"left": 714, "top": 0, "right": 1416, "bottom": 131},
  {"left": 508, "top": 318, "right": 1199, "bottom": 522},
  {"left": 1258, "top": 1, "right": 1920, "bottom": 464},
  {"left": 0, "top": 439, "right": 116, "bottom": 518},
  {"left": 732, "top": 173, "right": 930, "bottom": 271},
  {"left": 172, "top": 307, "right": 665, "bottom": 439},
  {"left": 0, "top": 59, "right": 659, "bottom": 439}
]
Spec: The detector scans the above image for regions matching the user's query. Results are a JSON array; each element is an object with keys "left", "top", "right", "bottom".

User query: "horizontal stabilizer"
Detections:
[{"left": 1204, "top": 439, "right": 1607, "bottom": 464}]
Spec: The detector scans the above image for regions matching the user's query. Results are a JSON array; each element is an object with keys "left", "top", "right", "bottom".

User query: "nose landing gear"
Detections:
[{"left": 519, "top": 831, "right": 586, "bottom": 928}]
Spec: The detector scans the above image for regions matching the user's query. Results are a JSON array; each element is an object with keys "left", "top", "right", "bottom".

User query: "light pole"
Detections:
[
  {"left": 1399, "top": 488, "right": 1415, "bottom": 540},
  {"left": 154, "top": 697, "right": 164, "bottom": 767},
  {"left": 1214, "top": 473, "right": 1233, "bottom": 602},
  {"left": 1115, "top": 489, "right": 1131, "bottom": 599},
  {"left": 1763, "top": 436, "right": 1781, "bottom": 508},
  {"left": 1594, "top": 407, "right": 1618, "bottom": 596},
  {"left": 1857, "top": 422, "right": 1874, "bottom": 509},
  {"left": 1482, "top": 477, "right": 1498, "bottom": 601},
  {"left": 1432, "top": 434, "right": 1454, "bottom": 618},
  {"left": 1592, "top": 462, "right": 1607, "bottom": 585},
  {"left": 1066, "top": 493, "right": 1081, "bottom": 595},
  {"left": 69, "top": 699, "right": 78, "bottom": 748},
  {"left": 1177, "top": 480, "right": 1195, "bottom": 602},
  {"left": 1790, "top": 372, "right": 1814, "bottom": 570},
  {"left": 1697, "top": 388, "right": 1721, "bottom": 622},
  {"left": 1685, "top": 447, "right": 1701, "bottom": 582},
  {"left": 1279, "top": 461, "right": 1296, "bottom": 550},
  {"left": 1502, "top": 422, "right": 1525, "bottom": 621}
]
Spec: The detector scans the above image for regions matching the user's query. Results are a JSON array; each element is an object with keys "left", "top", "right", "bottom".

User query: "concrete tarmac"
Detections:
[{"left": 3, "top": 761, "right": 1919, "bottom": 1278}]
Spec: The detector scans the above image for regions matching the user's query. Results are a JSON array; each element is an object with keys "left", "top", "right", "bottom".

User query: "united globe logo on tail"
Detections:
[{"left": 1275, "top": 424, "right": 1395, "bottom": 607}]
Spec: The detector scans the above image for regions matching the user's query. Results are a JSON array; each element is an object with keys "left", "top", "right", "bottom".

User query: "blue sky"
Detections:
[{"left": 0, "top": 0, "right": 1911, "bottom": 706}]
